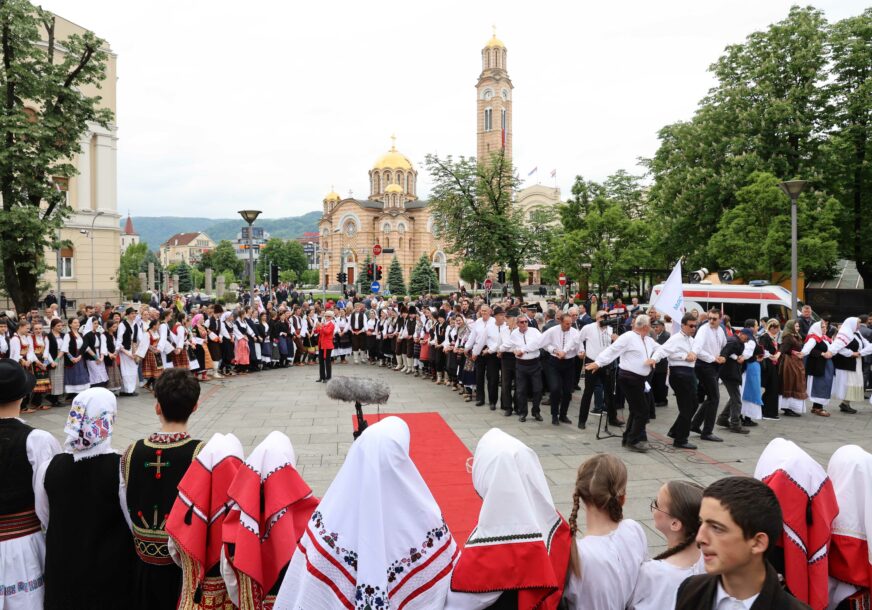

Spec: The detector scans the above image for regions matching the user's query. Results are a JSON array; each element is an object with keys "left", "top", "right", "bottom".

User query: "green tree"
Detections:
[
  {"left": 387, "top": 256, "right": 405, "bottom": 295},
  {"left": 425, "top": 150, "right": 539, "bottom": 297},
  {"left": 300, "top": 269, "right": 319, "bottom": 286},
  {"left": 0, "top": 1, "right": 113, "bottom": 311},
  {"left": 117, "top": 242, "right": 157, "bottom": 297},
  {"left": 285, "top": 240, "right": 308, "bottom": 278},
  {"left": 174, "top": 261, "right": 193, "bottom": 292},
  {"left": 707, "top": 172, "right": 841, "bottom": 281},
  {"left": 358, "top": 254, "right": 372, "bottom": 293},
  {"left": 256, "top": 238, "right": 287, "bottom": 280},
  {"left": 209, "top": 240, "right": 243, "bottom": 277},
  {"left": 459, "top": 260, "right": 487, "bottom": 287},
  {"left": 409, "top": 254, "right": 438, "bottom": 297}
]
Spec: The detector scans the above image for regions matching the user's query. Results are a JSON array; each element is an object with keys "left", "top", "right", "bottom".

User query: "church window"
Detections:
[
  {"left": 406, "top": 174, "right": 411, "bottom": 193},
  {"left": 501, "top": 109, "right": 506, "bottom": 130},
  {"left": 383, "top": 222, "right": 391, "bottom": 233},
  {"left": 396, "top": 171, "right": 402, "bottom": 185},
  {"left": 375, "top": 174, "right": 381, "bottom": 193},
  {"left": 397, "top": 223, "right": 406, "bottom": 235},
  {"left": 484, "top": 108, "right": 492, "bottom": 132}
]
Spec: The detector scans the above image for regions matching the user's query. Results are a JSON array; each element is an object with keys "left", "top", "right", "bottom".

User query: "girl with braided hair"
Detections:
[
  {"left": 630, "top": 480, "right": 705, "bottom": 609},
  {"left": 563, "top": 453, "right": 648, "bottom": 610}
]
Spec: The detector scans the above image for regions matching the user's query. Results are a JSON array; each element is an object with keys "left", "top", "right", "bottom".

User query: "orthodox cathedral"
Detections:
[{"left": 318, "top": 31, "right": 560, "bottom": 290}]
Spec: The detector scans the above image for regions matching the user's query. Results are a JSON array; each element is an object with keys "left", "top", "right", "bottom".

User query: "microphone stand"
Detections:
[{"left": 353, "top": 400, "right": 369, "bottom": 439}]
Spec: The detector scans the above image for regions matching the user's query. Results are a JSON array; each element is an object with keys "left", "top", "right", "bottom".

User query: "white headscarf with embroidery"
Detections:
[{"left": 63, "top": 387, "right": 117, "bottom": 461}]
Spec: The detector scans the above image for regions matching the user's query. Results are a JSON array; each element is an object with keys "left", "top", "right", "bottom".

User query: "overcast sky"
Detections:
[{"left": 41, "top": 0, "right": 867, "bottom": 220}]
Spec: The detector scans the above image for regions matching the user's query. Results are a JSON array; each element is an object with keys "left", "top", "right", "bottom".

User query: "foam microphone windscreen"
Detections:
[{"left": 326, "top": 376, "right": 391, "bottom": 404}]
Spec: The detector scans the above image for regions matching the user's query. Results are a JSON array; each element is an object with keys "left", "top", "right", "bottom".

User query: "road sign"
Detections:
[
  {"left": 381, "top": 248, "right": 395, "bottom": 254},
  {"left": 371, "top": 281, "right": 381, "bottom": 293},
  {"left": 372, "top": 244, "right": 382, "bottom": 256},
  {"left": 558, "top": 273, "right": 567, "bottom": 286},
  {"left": 484, "top": 278, "right": 493, "bottom": 291}
]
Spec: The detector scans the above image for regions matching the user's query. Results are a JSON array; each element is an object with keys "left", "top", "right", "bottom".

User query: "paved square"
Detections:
[{"left": 23, "top": 363, "right": 872, "bottom": 552}]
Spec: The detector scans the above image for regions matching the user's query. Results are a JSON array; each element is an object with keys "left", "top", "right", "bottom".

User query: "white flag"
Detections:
[{"left": 651, "top": 262, "right": 684, "bottom": 335}]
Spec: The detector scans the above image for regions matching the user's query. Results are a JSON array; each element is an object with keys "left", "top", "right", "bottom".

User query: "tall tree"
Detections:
[
  {"left": 408, "top": 254, "right": 438, "bottom": 297},
  {"left": 209, "top": 240, "right": 243, "bottom": 278},
  {"left": 118, "top": 242, "right": 148, "bottom": 297},
  {"left": 459, "top": 260, "right": 487, "bottom": 287},
  {"left": 174, "top": 261, "right": 193, "bottom": 292},
  {"left": 425, "top": 150, "right": 539, "bottom": 297},
  {"left": 0, "top": 0, "right": 113, "bottom": 311},
  {"left": 387, "top": 256, "right": 405, "bottom": 295}
]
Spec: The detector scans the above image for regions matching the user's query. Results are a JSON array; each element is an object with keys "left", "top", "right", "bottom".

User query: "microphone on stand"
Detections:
[{"left": 326, "top": 377, "right": 391, "bottom": 440}]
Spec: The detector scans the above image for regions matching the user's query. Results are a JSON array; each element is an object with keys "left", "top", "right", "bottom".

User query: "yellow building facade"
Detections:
[{"left": 39, "top": 15, "right": 121, "bottom": 307}]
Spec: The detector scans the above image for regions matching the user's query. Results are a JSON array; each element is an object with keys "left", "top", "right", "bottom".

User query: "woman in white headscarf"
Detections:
[
  {"left": 829, "top": 317, "right": 872, "bottom": 414},
  {"left": 33, "top": 388, "right": 136, "bottom": 610},
  {"left": 446, "top": 428, "right": 572, "bottom": 610},
  {"left": 274, "top": 416, "right": 458, "bottom": 610}
]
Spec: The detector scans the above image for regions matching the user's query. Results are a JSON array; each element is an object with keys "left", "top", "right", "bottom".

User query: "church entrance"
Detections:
[{"left": 346, "top": 266, "right": 355, "bottom": 285}]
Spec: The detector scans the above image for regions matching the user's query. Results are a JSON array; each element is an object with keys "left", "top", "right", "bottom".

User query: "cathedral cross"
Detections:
[{"left": 144, "top": 449, "right": 170, "bottom": 480}]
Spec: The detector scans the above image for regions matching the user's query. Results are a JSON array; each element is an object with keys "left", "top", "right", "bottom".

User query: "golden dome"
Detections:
[
  {"left": 385, "top": 183, "right": 403, "bottom": 194},
  {"left": 485, "top": 26, "right": 505, "bottom": 48},
  {"left": 324, "top": 187, "right": 341, "bottom": 202},
  {"left": 373, "top": 136, "right": 413, "bottom": 170}
]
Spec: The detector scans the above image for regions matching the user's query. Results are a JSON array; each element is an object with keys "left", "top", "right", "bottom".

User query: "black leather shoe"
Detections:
[
  {"left": 489, "top": 404, "right": 497, "bottom": 411},
  {"left": 608, "top": 419, "right": 625, "bottom": 427},
  {"left": 716, "top": 418, "right": 730, "bottom": 428},
  {"left": 503, "top": 410, "right": 514, "bottom": 417},
  {"left": 673, "top": 441, "right": 697, "bottom": 450},
  {"left": 627, "top": 442, "right": 649, "bottom": 453},
  {"left": 840, "top": 403, "right": 858, "bottom": 414},
  {"left": 559, "top": 416, "right": 572, "bottom": 424},
  {"left": 314, "top": 379, "right": 322, "bottom": 383},
  {"left": 552, "top": 418, "right": 560, "bottom": 425},
  {"left": 741, "top": 417, "right": 758, "bottom": 427},
  {"left": 700, "top": 433, "right": 723, "bottom": 442},
  {"left": 728, "top": 425, "right": 750, "bottom": 434},
  {"left": 533, "top": 414, "right": 543, "bottom": 422},
  {"left": 577, "top": 422, "right": 586, "bottom": 430},
  {"left": 519, "top": 416, "right": 527, "bottom": 422},
  {"left": 475, "top": 401, "right": 485, "bottom": 407},
  {"left": 690, "top": 426, "right": 703, "bottom": 435}
]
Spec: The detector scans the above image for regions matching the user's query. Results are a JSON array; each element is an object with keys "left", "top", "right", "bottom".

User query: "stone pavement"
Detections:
[{"left": 23, "top": 362, "right": 872, "bottom": 553}]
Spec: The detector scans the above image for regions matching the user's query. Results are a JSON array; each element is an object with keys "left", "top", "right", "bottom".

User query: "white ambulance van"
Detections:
[{"left": 649, "top": 282, "right": 811, "bottom": 324}]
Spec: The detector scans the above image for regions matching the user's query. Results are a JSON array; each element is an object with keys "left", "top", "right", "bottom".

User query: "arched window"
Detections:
[
  {"left": 484, "top": 108, "right": 493, "bottom": 132},
  {"left": 396, "top": 171, "right": 402, "bottom": 186},
  {"left": 382, "top": 222, "right": 391, "bottom": 233},
  {"left": 375, "top": 173, "right": 381, "bottom": 193},
  {"left": 406, "top": 174, "right": 411, "bottom": 193}
]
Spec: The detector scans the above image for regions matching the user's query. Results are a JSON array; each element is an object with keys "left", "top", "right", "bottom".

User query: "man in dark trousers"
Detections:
[
  {"left": 652, "top": 313, "right": 700, "bottom": 449},
  {"left": 691, "top": 308, "right": 727, "bottom": 442},
  {"left": 650, "top": 319, "right": 670, "bottom": 406},
  {"left": 676, "top": 477, "right": 811, "bottom": 610},
  {"left": 715, "top": 328, "right": 752, "bottom": 434}
]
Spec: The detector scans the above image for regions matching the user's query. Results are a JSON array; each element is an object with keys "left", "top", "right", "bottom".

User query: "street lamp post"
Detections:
[
  {"left": 238, "top": 210, "right": 262, "bottom": 295},
  {"left": 81, "top": 211, "right": 105, "bottom": 305},
  {"left": 778, "top": 180, "right": 809, "bottom": 316}
]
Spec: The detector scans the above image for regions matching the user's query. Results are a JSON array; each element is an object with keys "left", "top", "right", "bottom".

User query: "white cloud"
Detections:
[{"left": 41, "top": 0, "right": 867, "bottom": 218}]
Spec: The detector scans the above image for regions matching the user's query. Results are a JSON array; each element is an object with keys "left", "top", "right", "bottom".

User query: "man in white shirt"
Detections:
[
  {"left": 540, "top": 312, "right": 581, "bottom": 425},
  {"left": 497, "top": 309, "right": 518, "bottom": 416},
  {"left": 576, "top": 310, "right": 621, "bottom": 429},
  {"left": 691, "top": 309, "right": 728, "bottom": 442},
  {"left": 586, "top": 314, "right": 659, "bottom": 452},
  {"left": 468, "top": 305, "right": 501, "bottom": 409},
  {"left": 506, "top": 311, "right": 543, "bottom": 422},
  {"left": 652, "top": 313, "right": 700, "bottom": 450}
]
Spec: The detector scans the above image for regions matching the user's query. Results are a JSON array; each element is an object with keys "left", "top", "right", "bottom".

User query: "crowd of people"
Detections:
[{"left": 3, "top": 358, "right": 870, "bottom": 610}]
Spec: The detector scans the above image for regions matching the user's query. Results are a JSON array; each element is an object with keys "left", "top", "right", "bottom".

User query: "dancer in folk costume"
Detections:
[
  {"left": 189, "top": 313, "right": 211, "bottom": 381},
  {"left": 827, "top": 445, "right": 872, "bottom": 609},
  {"left": 801, "top": 320, "right": 835, "bottom": 417},
  {"left": 0, "top": 360, "right": 60, "bottom": 610},
  {"left": 9, "top": 319, "right": 39, "bottom": 413},
  {"left": 232, "top": 313, "right": 252, "bottom": 373},
  {"left": 45, "top": 318, "right": 66, "bottom": 406},
  {"left": 447, "top": 428, "right": 571, "bottom": 610},
  {"left": 170, "top": 312, "right": 191, "bottom": 370},
  {"left": 34, "top": 387, "right": 134, "bottom": 610},
  {"left": 759, "top": 319, "right": 783, "bottom": 419},
  {"left": 829, "top": 317, "right": 872, "bottom": 414},
  {"left": 274, "top": 417, "right": 456, "bottom": 610},
  {"left": 103, "top": 319, "right": 123, "bottom": 394},
  {"left": 117, "top": 307, "right": 141, "bottom": 396},
  {"left": 333, "top": 308, "right": 352, "bottom": 363},
  {"left": 158, "top": 309, "right": 176, "bottom": 369},
  {"left": 137, "top": 319, "right": 164, "bottom": 391},
  {"left": 222, "top": 432, "right": 318, "bottom": 610},
  {"left": 778, "top": 319, "right": 808, "bottom": 416},
  {"left": 754, "top": 438, "right": 839, "bottom": 610},
  {"left": 61, "top": 317, "right": 90, "bottom": 396},
  {"left": 167, "top": 433, "right": 244, "bottom": 610},
  {"left": 83, "top": 317, "right": 110, "bottom": 388}
]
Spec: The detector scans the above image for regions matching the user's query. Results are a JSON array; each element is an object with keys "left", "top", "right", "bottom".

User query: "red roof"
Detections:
[
  {"left": 123, "top": 215, "right": 137, "bottom": 235},
  {"left": 162, "top": 232, "right": 205, "bottom": 247}
]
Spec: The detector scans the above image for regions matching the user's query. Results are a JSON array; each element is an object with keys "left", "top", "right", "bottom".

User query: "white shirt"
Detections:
[
  {"left": 714, "top": 581, "right": 760, "bottom": 609},
  {"left": 540, "top": 325, "right": 581, "bottom": 359},
  {"left": 472, "top": 317, "right": 500, "bottom": 356},
  {"left": 630, "top": 555, "right": 705, "bottom": 610},
  {"left": 578, "top": 322, "right": 613, "bottom": 361},
  {"left": 595, "top": 330, "right": 659, "bottom": 376},
  {"left": 652, "top": 331, "right": 697, "bottom": 369},
  {"left": 693, "top": 323, "right": 727, "bottom": 364},
  {"left": 506, "top": 327, "right": 542, "bottom": 360}
]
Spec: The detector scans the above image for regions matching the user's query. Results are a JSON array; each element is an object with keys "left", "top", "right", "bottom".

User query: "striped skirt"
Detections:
[
  {"left": 142, "top": 350, "right": 163, "bottom": 379},
  {"left": 49, "top": 362, "right": 65, "bottom": 395}
]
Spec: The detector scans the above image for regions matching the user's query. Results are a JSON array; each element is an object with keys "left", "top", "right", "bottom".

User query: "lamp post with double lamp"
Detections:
[
  {"left": 79, "top": 210, "right": 105, "bottom": 306},
  {"left": 238, "top": 210, "right": 262, "bottom": 295},
  {"left": 778, "top": 180, "right": 809, "bottom": 316}
]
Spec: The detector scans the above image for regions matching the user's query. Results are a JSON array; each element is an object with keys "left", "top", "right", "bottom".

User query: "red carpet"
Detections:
[{"left": 353, "top": 412, "right": 481, "bottom": 543}]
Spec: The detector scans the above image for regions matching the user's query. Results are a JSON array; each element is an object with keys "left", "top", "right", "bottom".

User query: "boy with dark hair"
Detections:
[
  {"left": 676, "top": 476, "right": 811, "bottom": 610},
  {"left": 121, "top": 367, "right": 203, "bottom": 610}
]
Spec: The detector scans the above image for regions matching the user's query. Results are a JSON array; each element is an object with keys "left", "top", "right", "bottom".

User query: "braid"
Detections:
[
  {"left": 654, "top": 533, "right": 696, "bottom": 560},
  {"left": 605, "top": 494, "right": 623, "bottom": 523},
  {"left": 569, "top": 491, "right": 581, "bottom": 538}
]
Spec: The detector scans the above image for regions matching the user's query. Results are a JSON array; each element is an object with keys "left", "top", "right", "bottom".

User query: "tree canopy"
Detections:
[
  {"left": 409, "top": 254, "right": 439, "bottom": 297},
  {"left": 200, "top": 239, "right": 243, "bottom": 278},
  {"left": 387, "top": 256, "right": 405, "bottom": 295}
]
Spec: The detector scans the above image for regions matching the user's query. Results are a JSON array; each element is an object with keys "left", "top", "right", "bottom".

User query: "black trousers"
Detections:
[
  {"left": 619, "top": 370, "right": 649, "bottom": 446},
  {"left": 546, "top": 357, "right": 575, "bottom": 419},
  {"left": 667, "top": 367, "right": 697, "bottom": 443},
  {"left": 515, "top": 359, "right": 542, "bottom": 417},
  {"left": 718, "top": 379, "right": 742, "bottom": 425},
  {"left": 500, "top": 353, "right": 518, "bottom": 413},
  {"left": 578, "top": 359, "right": 616, "bottom": 424},
  {"left": 319, "top": 348, "right": 333, "bottom": 380},
  {"left": 475, "top": 352, "right": 499, "bottom": 405},
  {"left": 653, "top": 370, "right": 668, "bottom": 403},
  {"left": 692, "top": 362, "right": 721, "bottom": 434}
]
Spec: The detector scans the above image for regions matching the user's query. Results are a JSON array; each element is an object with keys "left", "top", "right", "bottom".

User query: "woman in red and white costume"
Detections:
[
  {"left": 273, "top": 416, "right": 458, "bottom": 610},
  {"left": 446, "top": 428, "right": 571, "bottom": 610}
]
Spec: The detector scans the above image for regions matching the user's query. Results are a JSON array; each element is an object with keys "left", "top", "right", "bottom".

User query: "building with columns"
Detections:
[{"left": 40, "top": 14, "right": 121, "bottom": 306}]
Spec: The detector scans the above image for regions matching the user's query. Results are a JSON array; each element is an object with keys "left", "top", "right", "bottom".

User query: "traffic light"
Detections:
[
  {"left": 376, "top": 265, "right": 383, "bottom": 280},
  {"left": 336, "top": 273, "right": 343, "bottom": 284},
  {"left": 270, "top": 263, "right": 279, "bottom": 285},
  {"left": 366, "top": 264, "right": 374, "bottom": 282},
  {"left": 340, "top": 272, "right": 347, "bottom": 284},
  {"left": 497, "top": 270, "right": 506, "bottom": 283}
]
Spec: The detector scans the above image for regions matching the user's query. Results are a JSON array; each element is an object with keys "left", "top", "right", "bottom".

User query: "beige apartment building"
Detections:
[
  {"left": 39, "top": 14, "right": 121, "bottom": 307},
  {"left": 160, "top": 232, "right": 216, "bottom": 267}
]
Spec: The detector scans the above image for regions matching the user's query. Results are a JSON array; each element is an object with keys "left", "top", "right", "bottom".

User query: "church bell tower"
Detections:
[{"left": 476, "top": 28, "right": 513, "bottom": 165}]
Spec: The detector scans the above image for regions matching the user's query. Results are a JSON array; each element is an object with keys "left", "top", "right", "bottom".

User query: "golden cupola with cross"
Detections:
[{"left": 369, "top": 135, "right": 418, "bottom": 204}]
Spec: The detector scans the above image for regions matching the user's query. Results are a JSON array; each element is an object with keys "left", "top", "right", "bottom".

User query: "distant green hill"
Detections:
[{"left": 122, "top": 212, "right": 322, "bottom": 249}]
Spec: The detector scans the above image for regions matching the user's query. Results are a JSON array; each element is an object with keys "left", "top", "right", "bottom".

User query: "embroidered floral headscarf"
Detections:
[{"left": 63, "top": 387, "right": 117, "bottom": 461}]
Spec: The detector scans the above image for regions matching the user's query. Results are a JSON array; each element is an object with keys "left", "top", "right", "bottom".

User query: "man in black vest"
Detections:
[
  {"left": 349, "top": 302, "right": 367, "bottom": 364},
  {"left": 121, "top": 368, "right": 203, "bottom": 610},
  {"left": 117, "top": 307, "right": 140, "bottom": 396}
]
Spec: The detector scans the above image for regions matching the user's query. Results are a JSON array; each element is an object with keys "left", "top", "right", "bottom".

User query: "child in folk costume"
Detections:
[
  {"left": 167, "top": 433, "right": 244, "bottom": 610},
  {"left": 801, "top": 320, "right": 835, "bottom": 417},
  {"left": 0, "top": 360, "right": 61, "bottom": 610},
  {"left": 459, "top": 316, "right": 477, "bottom": 401},
  {"left": 778, "top": 319, "right": 808, "bottom": 417},
  {"left": 103, "top": 319, "right": 123, "bottom": 394},
  {"left": 121, "top": 368, "right": 204, "bottom": 610},
  {"left": 0, "top": 317, "right": 10, "bottom": 360},
  {"left": 46, "top": 318, "right": 66, "bottom": 406},
  {"left": 242, "top": 309, "right": 259, "bottom": 372},
  {"left": 414, "top": 310, "right": 429, "bottom": 378},
  {"left": 563, "top": 454, "right": 648, "bottom": 610},
  {"left": 447, "top": 429, "right": 571, "bottom": 610},
  {"left": 170, "top": 312, "right": 191, "bottom": 370},
  {"left": 829, "top": 317, "right": 872, "bottom": 414},
  {"left": 405, "top": 306, "right": 419, "bottom": 374},
  {"left": 34, "top": 387, "right": 134, "bottom": 610},
  {"left": 137, "top": 319, "right": 163, "bottom": 391},
  {"left": 222, "top": 432, "right": 319, "bottom": 610},
  {"left": 314, "top": 310, "right": 335, "bottom": 382},
  {"left": 274, "top": 417, "right": 455, "bottom": 610},
  {"left": 61, "top": 317, "right": 90, "bottom": 397}
]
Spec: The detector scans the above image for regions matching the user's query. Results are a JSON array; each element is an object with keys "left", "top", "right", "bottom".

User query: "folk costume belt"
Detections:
[{"left": 0, "top": 509, "right": 41, "bottom": 542}]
